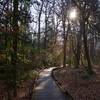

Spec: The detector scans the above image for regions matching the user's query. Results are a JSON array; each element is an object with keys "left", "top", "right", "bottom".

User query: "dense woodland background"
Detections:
[{"left": 0, "top": 0, "right": 100, "bottom": 99}]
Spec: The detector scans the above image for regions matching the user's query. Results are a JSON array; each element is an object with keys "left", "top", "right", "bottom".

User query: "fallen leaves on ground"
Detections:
[{"left": 53, "top": 66, "right": 100, "bottom": 100}]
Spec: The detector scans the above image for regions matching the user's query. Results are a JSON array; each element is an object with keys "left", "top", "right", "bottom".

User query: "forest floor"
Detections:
[
  {"left": 52, "top": 65, "right": 100, "bottom": 100},
  {"left": 0, "top": 65, "right": 38, "bottom": 100},
  {"left": 0, "top": 78, "right": 36, "bottom": 100}
]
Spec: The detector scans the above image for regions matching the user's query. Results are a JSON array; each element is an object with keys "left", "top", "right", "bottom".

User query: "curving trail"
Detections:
[{"left": 34, "top": 67, "right": 69, "bottom": 100}]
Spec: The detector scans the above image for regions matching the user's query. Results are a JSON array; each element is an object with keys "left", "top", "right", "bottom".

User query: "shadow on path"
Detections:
[{"left": 33, "top": 67, "right": 70, "bottom": 100}]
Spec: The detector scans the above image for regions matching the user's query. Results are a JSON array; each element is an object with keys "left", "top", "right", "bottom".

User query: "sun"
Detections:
[{"left": 69, "top": 8, "right": 77, "bottom": 20}]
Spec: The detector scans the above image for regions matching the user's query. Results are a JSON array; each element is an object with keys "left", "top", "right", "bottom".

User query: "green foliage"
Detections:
[
  {"left": 28, "top": 70, "right": 39, "bottom": 79},
  {"left": 0, "top": 63, "right": 39, "bottom": 91},
  {"left": 30, "top": 44, "right": 63, "bottom": 68}
]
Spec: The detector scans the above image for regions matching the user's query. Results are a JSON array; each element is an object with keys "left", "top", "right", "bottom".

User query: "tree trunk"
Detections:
[
  {"left": 80, "top": 19, "right": 93, "bottom": 74},
  {"left": 38, "top": 1, "right": 44, "bottom": 50},
  {"left": 63, "top": 29, "right": 67, "bottom": 67},
  {"left": 12, "top": 0, "right": 19, "bottom": 97},
  {"left": 63, "top": 22, "right": 69, "bottom": 67},
  {"left": 75, "top": 33, "right": 81, "bottom": 68},
  {"left": 44, "top": 16, "right": 47, "bottom": 49}
]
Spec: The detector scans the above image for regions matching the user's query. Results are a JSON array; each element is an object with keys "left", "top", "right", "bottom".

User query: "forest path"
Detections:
[{"left": 33, "top": 67, "right": 69, "bottom": 100}]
